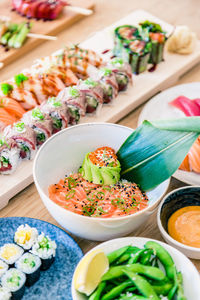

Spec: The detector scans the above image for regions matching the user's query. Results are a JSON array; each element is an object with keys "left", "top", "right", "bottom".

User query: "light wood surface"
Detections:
[
  {"left": 0, "top": 0, "right": 200, "bottom": 275},
  {"left": 0, "top": 0, "right": 94, "bottom": 67}
]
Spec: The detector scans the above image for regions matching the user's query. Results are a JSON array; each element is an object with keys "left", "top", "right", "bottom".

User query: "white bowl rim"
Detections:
[
  {"left": 33, "top": 122, "right": 170, "bottom": 222},
  {"left": 157, "top": 185, "right": 200, "bottom": 253}
]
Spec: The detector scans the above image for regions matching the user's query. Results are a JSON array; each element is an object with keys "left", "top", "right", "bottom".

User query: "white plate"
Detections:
[
  {"left": 71, "top": 237, "right": 200, "bottom": 300},
  {"left": 138, "top": 82, "right": 200, "bottom": 185}
]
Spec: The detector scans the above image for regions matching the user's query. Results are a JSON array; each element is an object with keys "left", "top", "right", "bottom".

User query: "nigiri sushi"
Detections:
[
  {"left": 169, "top": 96, "right": 200, "bottom": 116},
  {"left": 0, "top": 108, "right": 16, "bottom": 126},
  {"left": 0, "top": 97, "right": 25, "bottom": 119},
  {"left": 180, "top": 137, "right": 200, "bottom": 173}
]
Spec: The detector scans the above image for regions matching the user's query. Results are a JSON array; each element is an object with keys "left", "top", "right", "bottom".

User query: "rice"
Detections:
[
  {"left": 14, "top": 224, "right": 38, "bottom": 250},
  {"left": 0, "top": 260, "right": 8, "bottom": 278},
  {"left": 0, "top": 286, "right": 11, "bottom": 300},
  {"left": 31, "top": 233, "right": 57, "bottom": 259}
]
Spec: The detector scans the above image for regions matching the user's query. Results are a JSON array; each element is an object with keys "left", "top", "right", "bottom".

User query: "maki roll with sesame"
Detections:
[
  {"left": 41, "top": 97, "right": 69, "bottom": 134},
  {"left": 0, "top": 244, "right": 24, "bottom": 267},
  {"left": 1, "top": 268, "right": 26, "bottom": 300},
  {"left": 22, "top": 107, "right": 53, "bottom": 147},
  {"left": 107, "top": 57, "right": 132, "bottom": 91},
  {"left": 31, "top": 233, "right": 56, "bottom": 271},
  {"left": 0, "top": 286, "right": 11, "bottom": 300},
  {"left": 140, "top": 20, "right": 167, "bottom": 64},
  {"left": 79, "top": 146, "right": 121, "bottom": 185},
  {"left": 114, "top": 25, "right": 139, "bottom": 56},
  {"left": 77, "top": 78, "right": 103, "bottom": 114},
  {"left": 0, "top": 136, "right": 20, "bottom": 175},
  {"left": 0, "top": 260, "right": 8, "bottom": 279},
  {"left": 15, "top": 253, "right": 41, "bottom": 286},
  {"left": 14, "top": 224, "right": 38, "bottom": 250},
  {"left": 4, "top": 122, "right": 36, "bottom": 160}
]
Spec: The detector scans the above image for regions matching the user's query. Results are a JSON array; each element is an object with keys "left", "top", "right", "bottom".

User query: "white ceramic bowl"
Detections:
[
  {"left": 33, "top": 123, "right": 170, "bottom": 241},
  {"left": 157, "top": 186, "right": 200, "bottom": 259},
  {"left": 72, "top": 237, "right": 200, "bottom": 300}
]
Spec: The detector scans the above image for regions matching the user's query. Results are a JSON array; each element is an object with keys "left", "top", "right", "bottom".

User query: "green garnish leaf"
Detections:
[
  {"left": 100, "top": 68, "right": 112, "bottom": 76},
  {"left": 47, "top": 97, "right": 61, "bottom": 107},
  {"left": 1, "top": 83, "right": 13, "bottom": 96},
  {"left": 14, "top": 73, "right": 28, "bottom": 87},
  {"left": 84, "top": 78, "right": 98, "bottom": 87},
  {"left": 69, "top": 86, "right": 80, "bottom": 98},
  {"left": 111, "top": 57, "right": 124, "bottom": 66},
  {"left": 32, "top": 107, "right": 44, "bottom": 120},
  {"left": 14, "top": 122, "right": 25, "bottom": 133}
]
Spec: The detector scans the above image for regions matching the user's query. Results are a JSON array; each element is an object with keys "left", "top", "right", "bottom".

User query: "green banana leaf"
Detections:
[{"left": 117, "top": 117, "right": 200, "bottom": 191}]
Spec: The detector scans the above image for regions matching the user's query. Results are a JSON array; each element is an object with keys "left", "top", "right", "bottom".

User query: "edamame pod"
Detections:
[
  {"left": 107, "top": 245, "right": 130, "bottom": 264},
  {"left": 139, "top": 249, "right": 153, "bottom": 265},
  {"left": 176, "top": 271, "right": 187, "bottom": 300},
  {"left": 119, "top": 295, "right": 147, "bottom": 300},
  {"left": 152, "top": 282, "right": 173, "bottom": 296},
  {"left": 88, "top": 282, "right": 106, "bottom": 300},
  {"left": 101, "top": 280, "right": 133, "bottom": 300},
  {"left": 116, "top": 246, "right": 141, "bottom": 265}
]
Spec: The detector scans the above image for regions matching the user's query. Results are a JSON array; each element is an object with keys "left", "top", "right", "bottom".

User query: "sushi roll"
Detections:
[
  {"left": 77, "top": 78, "right": 103, "bottom": 114},
  {"left": 113, "top": 25, "right": 139, "bottom": 56},
  {"left": 15, "top": 253, "right": 41, "bottom": 286},
  {"left": 57, "top": 86, "right": 86, "bottom": 125},
  {"left": 0, "top": 244, "right": 24, "bottom": 266},
  {"left": 4, "top": 122, "right": 36, "bottom": 160},
  {"left": 0, "top": 285, "right": 11, "bottom": 300},
  {"left": 40, "top": 97, "right": 69, "bottom": 134},
  {"left": 22, "top": 107, "right": 53, "bottom": 147},
  {"left": 0, "top": 260, "right": 8, "bottom": 278},
  {"left": 0, "top": 136, "right": 20, "bottom": 175},
  {"left": 31, "top": 233, "right": 56, "bottom": 271},
  {"left": 107, "top": 57, "right": 132, "bottom": 91},
  {"left": 14, "top": 224, "right": 38, "bottom": 250},
  {"left": 1, "top": 268, "right": 26, "bottom": 300},
  {"left": 140, "top": 20, "right": 167, "bottom": 64}
]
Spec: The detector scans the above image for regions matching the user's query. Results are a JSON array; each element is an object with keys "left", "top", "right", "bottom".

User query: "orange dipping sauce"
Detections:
[{"left": 168, "top": 206, "right": 200, "bottom": 248}]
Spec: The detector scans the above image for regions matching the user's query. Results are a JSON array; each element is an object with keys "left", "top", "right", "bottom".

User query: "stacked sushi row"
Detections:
[
  {"left": 113, "top": 20, "right": 167, "bottom": 74},
  {"left": 0, "top": 53, "right": 132, "bottom": 175},
  {"left": 0, "top": 224, "right": 56, "bottom": 300}
]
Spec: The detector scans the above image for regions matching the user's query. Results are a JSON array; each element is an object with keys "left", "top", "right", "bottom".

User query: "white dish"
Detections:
[
  {"left": 138, "top": 82, "right": 200, "bottom": 185},
  {"left": 71, "top": 237, "right": 200, "bottom": 300},
  {"left": 33, "top": 123, "right": 170, "bottom": 241}
]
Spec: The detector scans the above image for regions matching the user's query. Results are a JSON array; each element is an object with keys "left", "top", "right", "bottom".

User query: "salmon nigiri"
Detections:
[
  {"left": 179, "top": 137, "right": 200, "bottom": 173},
  {"left": 0, "top": 97, "right": 25, "bottom": 118},
  {"left": 0, "top": 107, "right": 16, "bottom": 126}
]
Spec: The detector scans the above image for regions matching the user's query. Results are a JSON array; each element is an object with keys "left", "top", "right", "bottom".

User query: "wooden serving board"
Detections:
[
  {"left": 1, "top": 9, "right": 200, "bottom": 209},
  {"left": 0, "top": 0, "right": 94, "bottom": 67}
]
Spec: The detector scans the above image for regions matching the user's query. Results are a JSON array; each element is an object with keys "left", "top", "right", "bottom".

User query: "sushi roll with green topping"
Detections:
[
  {"left": 31, "top": 233, "right": 56, "bottom": 271},
  {"left": 15, "top": 253, "right": 41, "bottom": 286},
  {"left": 0, "top": 137, "right": 20, "bottom": 175},
  {"left": 140, "top": 20, "right": 167, "bottom": 64},
  {"left": 14, "top": 224, "right": 38, "bottom": 250},
  {"left": 0, "top": 244, "right": 24, "bottom": 266},
  {"left": 0, "top": 286, "right": 11, "bottom": 300},
  {"left": 114, "top": 25, "right": 139, "bottom": 56},
  {"left": 0, "top": 260, "right": 8, "bottom": 278},
  {"left": 1, "top": 268, "right": 26, "bottom": 300}
]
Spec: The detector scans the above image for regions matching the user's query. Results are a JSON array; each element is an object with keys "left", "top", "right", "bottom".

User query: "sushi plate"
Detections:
[
  {"left": 2, "top": 9, "right": 200, "bottom": 208},
  {"left": 138, "top": 82, "right": 200, "bottom": 186},
  {"left": 0, "top": 217, "right": 83, "bottom": 300}
]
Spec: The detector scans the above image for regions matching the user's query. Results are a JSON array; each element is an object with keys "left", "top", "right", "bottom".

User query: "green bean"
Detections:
[
  {"left": 145, "top": 241, "right": 176, "bottom": 280},
  {"left": 167, "top": 284, "right": 178, "bottom": 300},
  {"left": 139, "top": 249, "right": 153, "bottom": 265},
  {"left": 107, "top": 246, "right": 130, "bottom": 264},
  {"left": 102, "top": 264, "right": 165, "bottom": 281},
  {"left": 123, "top": 270, "right": 160, "bottom": 300},
  {"left": 101, "top": 280, "right": 133, "bottom": 300},
  {"left": 128, "top": 249, "right": 146, "bottom": 264},
  {"left": 13, "top": 23, "right": 31, "bottom": 48},
  {"left": 176, "top": 271, "right": 187, "bottom": 300},
  {"left": 115, "top": 247, "right": 141, "bottom": 265},
  {"left": 118, "top": 294, "right": 147, "bottom": 300},
  {"left": 125, "top": 286, "right": 137, "bottom": 292},
  {"left": 88, "top": 282, "right": 106, "bottom": 300},
  {"left": 152, "top": 281, "right": 173, "bottom": 296}
]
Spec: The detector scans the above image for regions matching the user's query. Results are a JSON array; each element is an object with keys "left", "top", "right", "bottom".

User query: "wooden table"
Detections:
[{"left": 0, "top": 0, "right": 200, "bottom": 273}]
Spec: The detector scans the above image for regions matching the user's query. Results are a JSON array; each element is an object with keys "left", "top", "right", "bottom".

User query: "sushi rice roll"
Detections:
[
  {"left": 113, "top": 25, "right": 139, "bottom": 56},
  {"left": 0, "top": 136, "right": 20, "bottom": 175},
  {"left": 31, "top": 233, "right": 56, "bottom": 271},
  {"left": 41, "top": 97, "right": 69, "bottom": 134},
  {"left": 107, "top": 57, "right": 133, "bottom": 91},
  {"left": 0, "top": 260, "right": 8, "bottom": 278},
  {"left": 0, "top": 244, "right": 24, "bottom": 266},
  {"left": 0, "top": 285, "right": 11, "bottom": 300},
  {"left": 96, "top": 68, "right": 119, "bottom": 104},
  {"left": 22, "top": 107, "right": 53, "bottom": 147},
  {"left": 1, "top": 268, "right": 26, "bottom": 300},
  {"left": 14, "top": 224, "right": 38, "bottom": 250},
  {"left": 77, "top": 78, "right": 103, "bottom": 114},
  {"left": 15, "top": 253, "right": 41, "bottom": 286},
  {"left": 3, "top": 122, "right": 36, "bottom": 160}
]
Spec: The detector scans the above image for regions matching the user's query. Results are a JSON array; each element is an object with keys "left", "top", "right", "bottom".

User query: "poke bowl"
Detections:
[{"left": 33, "top": 123, "right": 170, "bottom": 241}]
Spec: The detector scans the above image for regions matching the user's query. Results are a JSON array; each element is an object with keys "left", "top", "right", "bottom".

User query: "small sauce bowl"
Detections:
[{"left": 157, "top": 186, "right": 200, "bottom": 259}]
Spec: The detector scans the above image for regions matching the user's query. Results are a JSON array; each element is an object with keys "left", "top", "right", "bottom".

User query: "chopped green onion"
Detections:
[
  {"left": 1, "top": 83, "right": 13, "bottom": 96},
  {"left": 47, "top": 97, "right": 61, "bottom": 107},
  {"left": 69, "top": 86, "right": 80, "bottom": 98},
  {"left": 14, "top": 122, "right": 25, "bottom": 133},
  {"left": 32, "top": 108, "right": 44, "bottom": 120},
  {"left": 14, "top": 73, "right": 28, "bottom": 87}
]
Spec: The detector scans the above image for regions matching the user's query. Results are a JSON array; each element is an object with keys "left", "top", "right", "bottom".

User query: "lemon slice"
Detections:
[{"left": 74, "top": 248, "right": 109, "bottom": 296}]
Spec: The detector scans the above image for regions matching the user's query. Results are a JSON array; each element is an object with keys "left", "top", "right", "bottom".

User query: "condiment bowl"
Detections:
[
  {"left": 157, "top": 186, "right": 200, "bottom": 259},
  {"left": 33, "top": 123, "right": 170, "bottom": 241},
  {"left": 71, "top": 237, "right": 200, "bottom": 300}
]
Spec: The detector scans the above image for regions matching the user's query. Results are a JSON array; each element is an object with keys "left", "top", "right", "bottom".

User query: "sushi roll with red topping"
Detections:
[{"left": 0, "top": 137, "right": 20, "bottom": 175}]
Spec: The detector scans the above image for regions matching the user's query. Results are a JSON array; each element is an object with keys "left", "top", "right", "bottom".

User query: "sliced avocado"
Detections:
[{"left": 80, "top": 154, "right": 93, "bottom": 182}]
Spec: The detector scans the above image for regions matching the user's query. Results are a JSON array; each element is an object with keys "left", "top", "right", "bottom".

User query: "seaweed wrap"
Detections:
[
  {"left": 1, "top": 268, "right": 26, "bottom": 300},
  {"left": 31, "top": 233, "right": 56, "bottom": 271},
  {"left": 15, "top": 253, "right": 41, "bottom": 286},
  {"left": 14, "top": 224, "right": 38, "bottom": 250},
  {"left": 0, "top": 137, "right": 20, "bottom": 175},
  {"left": 113, "top": 25, "right": 139, "bottom": 56},
  {"left": 40, "top": 97, "right": 69, "bottom": 134},
  {"left": 0, "top": 244, "right": 24, "bottom": 266},
  {"left": 57, "top": 86, "right": 86, "bottom": 124},
  {"left": 77, "top": 78, "right": 103, "bottom": 114},
  {"left": 107, "top": 57, "right": 132, "bottom": 91},
  {"left": 4, "top": 122, "right": 36, "bottom": 160},
  {"left": 0, "top": 260, "right": 8, "bottom": 278},
  {"left": 140, "top": 20, "right": 167, "bottom": 64},
  {"left": 0, "top": 286, "right": 11, "bottom": 300}
]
